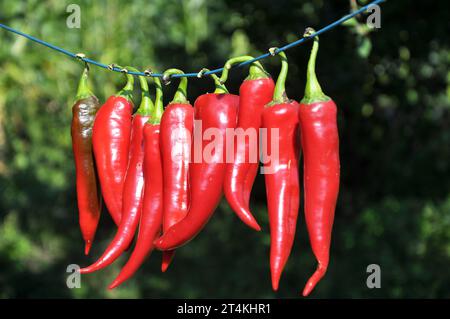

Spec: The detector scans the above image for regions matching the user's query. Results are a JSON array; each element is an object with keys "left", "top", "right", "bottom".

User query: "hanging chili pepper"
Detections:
[
  {"left": 159, "top": 69, "right": 193, "bottom": 272},
  {"left": 261, "top": 50, "right": 300, "bottom": 291},
  {"left": 154, "top": 71, "right": 239, "bottom": 250},
  {"left": 92, "top": 66, "right": 134, "bottom": 225},
  {"left": 71, "top": 67, "right": 102, "bottom": 255},
  {"left": 299, "top": 29, "right": 340, "bottom": 297},
  {"left": 109, "top": 77, "right": 164, "bottom": 289},
  {"left": 220, "top": 56, "right": 275, "bottom": 231},
  {"left": 118, "top": 68, "right": 154, "bottom": 248},
  {"left": 80, "top": 68, "right": 152, "bottom": 274}
]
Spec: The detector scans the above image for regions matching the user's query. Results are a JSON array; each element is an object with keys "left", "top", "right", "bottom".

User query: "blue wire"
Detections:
[{"left": 0, "top": 0, "right": 385, "bottom": 79}]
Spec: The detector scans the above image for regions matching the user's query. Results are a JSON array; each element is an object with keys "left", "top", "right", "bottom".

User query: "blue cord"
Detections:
[{"left": 0, "top": 0, "right": 385, "bottom": 79}]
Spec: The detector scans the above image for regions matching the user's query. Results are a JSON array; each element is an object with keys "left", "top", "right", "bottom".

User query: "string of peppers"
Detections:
[{"left": 71, "top": 28, "right": 339, "bottom": 296}]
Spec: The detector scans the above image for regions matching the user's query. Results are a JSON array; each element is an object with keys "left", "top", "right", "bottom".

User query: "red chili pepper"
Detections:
[
  {"left": 71, "top": 68, "right": 102, "bottom": 255},
  {"left": 261, "top": 51, "right": 300, "bottom": 291},
  {"left": 80, "top": 69, "right": 153, "bottom": 274},
  {"left": 221, "top": 56, "right": 275, "bottom": 231},
  {"left": 154, "top": 72, "right": 239, "bottom": 250},
  {"left": 92, "top": 68, "right": 134, "bottom": 225},
  {"left": 159, "top": 69, "right": 193, "bottom": 272},
  {"left": 299, "top": 30, "right": 340, "bottom": 297},
  {"left": 109, "top": 78, "right": 164, "bottom": 289}
]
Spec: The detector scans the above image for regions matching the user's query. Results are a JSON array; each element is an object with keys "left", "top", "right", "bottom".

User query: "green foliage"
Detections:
[{"left": 0, "top": 0, "right": 449, "bottom": 298}]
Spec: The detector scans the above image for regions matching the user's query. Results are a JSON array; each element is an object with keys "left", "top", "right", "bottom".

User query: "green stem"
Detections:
[
  {"left": 75, "top": 67, "right": 93, "bottom": 100},
  {"left": 149, "top": 76, "right": 164, "bottom": 124},
  {"left": 219, "top": 56, "right": 269, "bottom": 83},
  {"left": 127, "top": 67, "right": 154, "bottom": 116},
  {"left": 271, "top": 51, "right": 289, "bottom": 103},
  {"left": 301, "top": 31, "right": 330, "bottom": 104},
  {"left": 116, "top": 65, "right": 134, "bottom": 102},
  {"left": 201, "top": 69, "right": 228, "bottom": 94},
  {"left": 163, "top": 69, "right": 189, "bottom": 104}
]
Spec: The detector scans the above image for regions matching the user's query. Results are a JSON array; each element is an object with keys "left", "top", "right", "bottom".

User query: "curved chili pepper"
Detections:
[
  {"left": 80, "top": 69, "right": 153, "bottom": 274},
  {"left": 261, "top": 51, "right": 300, "bottom": 291},
  {"left": 154, "top": 72, "right": 239, "bottom": 250},
  {"left": 71, "top": 67, "right": 102, "bottom": 255},
  {"left": 109, "top": 78, "right": 164, "bottom": 289},
  {"left": 299, "top": 29, "right": 340, "bottom": 297},
  {"left": 119, "top": 69, "right": 154, "bottom": 249},
  {"left": 159, "top": 69, "right": 193, "bottom": 272},
  {"left": 221, "top": 56, "right": 274, "bottom": 231},
  {"left": 92, "top": 67, "right": 134, "bottom": 225}
]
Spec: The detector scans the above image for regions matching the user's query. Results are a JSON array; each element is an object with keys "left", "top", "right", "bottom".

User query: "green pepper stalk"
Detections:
[
  {"left": 75, "top": 67, "right": 94, "bottom": 100},
  {"left": 221, "top": 55, "right": 275, "bottom": 232},
  {"left": 163, "top": 69, "right": 189, "bottom": 104},
  {"left": 150, "top": 76, "right": 164, "bottom": 124},
  {"left": 199, "top": 68, "right": 228, "bottom": 94},
  {"left": 72, "top": 66, "right": 102, "bottom": 255}
]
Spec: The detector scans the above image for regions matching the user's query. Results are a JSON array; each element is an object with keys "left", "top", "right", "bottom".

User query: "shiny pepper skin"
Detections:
[
  {"left": 262, "top": 100, "right": 300, "bottom": 291},
  {"left": 160, "top": 102, "right": 194, "bottom": 271},
  {"left": 71, "top": 94, "right": 102, "bottom": 255},
  {"left": 299, "top": 100, "right": 339, "bottom": 296},
  {"left": 109, "top": 123, "right": 164, "bottom": 289},
  {"left": 92, "top": 95, "right": 133, "bottom": 225},
  {"left": 155, "top": 92, "right": 239, "bottom": 250},
  {"left": 224, "top": 77, "right": 274, "bottom": 231}
]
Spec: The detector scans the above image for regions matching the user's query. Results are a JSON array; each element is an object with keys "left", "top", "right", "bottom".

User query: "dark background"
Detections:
[{"left": 0, "top": 0, "right": 449, "bottom": 298}]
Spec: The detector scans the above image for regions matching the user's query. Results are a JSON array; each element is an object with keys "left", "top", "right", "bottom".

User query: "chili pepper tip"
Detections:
[
  {"left": 84, "top": 241, "right": 92, "bottom": 255},
  {"left": 302, "top": 265, "right": 328, "bottom": 296}
]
